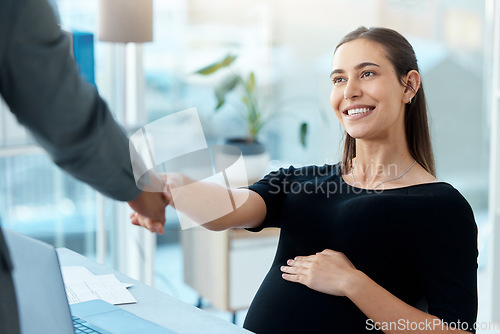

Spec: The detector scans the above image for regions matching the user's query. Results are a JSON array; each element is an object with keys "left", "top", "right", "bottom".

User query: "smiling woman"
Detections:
[
  {"left": 131, "top": 26, "right": 478, "bottom": 334},
  {"left": 331, "top": 27, "right": 435, "bottom": 183},
  {"left": 242, "top": 27, "right": 477, "bottom": 334}
]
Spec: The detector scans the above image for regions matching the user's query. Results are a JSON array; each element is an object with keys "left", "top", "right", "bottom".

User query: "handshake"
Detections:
[
  {"left": 126, "top": 171, "right": 257, "bottom": 234},
  {"left": 127, "top": 190, "right": 169, "bottom": 235},
  {"left": 126, "top": 173, "right": 182, "bottom": 235}
]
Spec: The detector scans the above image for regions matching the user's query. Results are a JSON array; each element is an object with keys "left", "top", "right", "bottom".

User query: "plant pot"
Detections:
[{"left": 216, "top": 138, "right": 270, "bottom": 185}]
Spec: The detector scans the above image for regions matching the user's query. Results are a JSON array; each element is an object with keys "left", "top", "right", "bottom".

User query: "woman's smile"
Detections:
[{"left": 342, "top": 105, "right": 376, "bottom": 120}]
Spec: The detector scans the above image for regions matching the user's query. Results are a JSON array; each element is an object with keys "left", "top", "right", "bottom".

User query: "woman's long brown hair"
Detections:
[{"left": 336, "top": 27, "right": 435, "bottom": 177}]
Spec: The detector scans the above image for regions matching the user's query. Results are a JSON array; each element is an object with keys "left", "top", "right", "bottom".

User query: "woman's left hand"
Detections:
[{"left": 280, "top": 249, "right": 359, "bottom": 296}]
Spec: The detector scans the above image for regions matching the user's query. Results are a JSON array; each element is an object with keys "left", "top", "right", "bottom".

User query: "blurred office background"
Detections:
[{"left": 0, "top": 0, "right": 497, "bottom": 329}]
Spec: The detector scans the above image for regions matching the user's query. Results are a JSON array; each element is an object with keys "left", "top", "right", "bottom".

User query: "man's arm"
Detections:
[
  {"left": 0, "top": 0, "right": 140, "bottom": 200},
  {"left": 0, "top": 0, "right": 168, "bottom": 224}
]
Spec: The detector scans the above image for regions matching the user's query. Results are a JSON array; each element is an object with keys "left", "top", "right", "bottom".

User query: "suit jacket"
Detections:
[
  {"left": 0, "top": 0, "right": 141, "bottom": 201},
  {"left": 0, "top": 0, "right": 144, "bottom": 331}
]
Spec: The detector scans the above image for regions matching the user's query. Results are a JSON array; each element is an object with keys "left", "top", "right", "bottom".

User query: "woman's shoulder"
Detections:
[
  {"left": 406, "top": 182, "right": 476, "bottom": 226},
  {"left": 406, "top": 181, "right": 469, "bottom": 206},
  {"left": 406, "top": 181, "right": 466, "bottom": 202}
]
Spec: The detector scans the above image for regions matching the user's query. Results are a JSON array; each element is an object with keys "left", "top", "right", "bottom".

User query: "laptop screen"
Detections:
[{"left": 3, "top": 228, "right": 75, "bottom": 334}]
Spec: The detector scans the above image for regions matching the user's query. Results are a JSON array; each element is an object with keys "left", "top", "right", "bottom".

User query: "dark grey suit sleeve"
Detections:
[
  {"left": 0, "top": 226, "right": 20, "bottom": 334},
  {"left": 0, "top": 0, "right": 141, "bottom": 201}
]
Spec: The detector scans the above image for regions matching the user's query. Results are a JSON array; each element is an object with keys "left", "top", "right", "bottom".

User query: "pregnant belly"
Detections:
[{"left": 243, "top": 265, "right": 376, "bottom": 334}]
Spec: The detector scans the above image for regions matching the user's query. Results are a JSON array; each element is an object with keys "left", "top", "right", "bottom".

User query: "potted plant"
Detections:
[
  {"left": 195, "top": 54, "right": 309, "bottom": 146},
  {"left": 195, "top": 54, "right": 312, "bottom": 181}
]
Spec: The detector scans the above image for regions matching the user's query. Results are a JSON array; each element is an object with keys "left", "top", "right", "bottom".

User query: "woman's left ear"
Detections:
[{"left": 403, "top": 70, "right": 421, "bottom": 104}]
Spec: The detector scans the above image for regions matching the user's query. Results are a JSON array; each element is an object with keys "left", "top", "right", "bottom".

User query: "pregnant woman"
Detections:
[{"left": 132, "top": 26, "right": 478, "bottom": 334}]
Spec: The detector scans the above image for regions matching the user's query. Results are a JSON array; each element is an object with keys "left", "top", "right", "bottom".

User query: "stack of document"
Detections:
[{"left": 61, "top": 266, "right": 137, "bottom": 305}]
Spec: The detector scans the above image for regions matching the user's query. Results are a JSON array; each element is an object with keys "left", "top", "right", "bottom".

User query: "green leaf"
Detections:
[
  {"left": 247, "top": 72, "right": 255, "bottom": 92},
  {"left": 214, "top": 75, "right": 239, "bottom": 110},
  {"left": 215, "top": 98, "right": 225, "bottom": 110},
  {"left": 300, "top": 122, "right": 308, "bottom": 147},
  {"left": 242, "top": 96, "right": 249, "bottom": 105},
  {"left": 220, "top": 54, "right": 237, "bottom": 67},
  {"left": 195, "top": 54, "right": 237, "bottom": 75}
]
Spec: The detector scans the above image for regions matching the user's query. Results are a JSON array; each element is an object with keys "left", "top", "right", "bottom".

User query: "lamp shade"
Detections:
[{"left": 99, "top": 0, "right": 153, "bottom": 43}]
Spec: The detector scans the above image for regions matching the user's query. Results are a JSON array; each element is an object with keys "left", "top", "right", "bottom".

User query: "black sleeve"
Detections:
[
  {"left": 245, "top": 166, "right": 297, "bottom": 232},
  {"left": 406, "top": 186, "right": 478, "bottom": 332}
]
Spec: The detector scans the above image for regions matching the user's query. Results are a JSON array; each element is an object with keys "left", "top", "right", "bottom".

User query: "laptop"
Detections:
[{"left": 3, "top": 228, "right": 176, "bottom": 334}]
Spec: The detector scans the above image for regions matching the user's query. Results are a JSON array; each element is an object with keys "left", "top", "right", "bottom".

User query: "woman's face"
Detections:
[{"left": 329, "top": 39, "right": 408, "bottom": 141}]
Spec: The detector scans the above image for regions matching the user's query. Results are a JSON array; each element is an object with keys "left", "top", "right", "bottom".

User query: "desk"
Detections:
[{"left": 56, "top": 248, "right": 251, "bottom": 334}]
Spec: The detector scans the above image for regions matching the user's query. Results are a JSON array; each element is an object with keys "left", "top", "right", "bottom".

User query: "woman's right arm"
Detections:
[
  {"left": 130, "top": 172, "right": 267, "bottom": 233},
  {"left": 198, "top": 187, "right": 267, "bottom": 231}
]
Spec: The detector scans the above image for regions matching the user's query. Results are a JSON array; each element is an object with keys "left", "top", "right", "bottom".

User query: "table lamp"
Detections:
[{"left": 98, "top": 0, "right": 153, "bottom": 127}]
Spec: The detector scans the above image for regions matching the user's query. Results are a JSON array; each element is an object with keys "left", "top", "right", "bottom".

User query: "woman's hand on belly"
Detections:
[{"left": 280, "top": 249, "right": 360, "bottom": 296}]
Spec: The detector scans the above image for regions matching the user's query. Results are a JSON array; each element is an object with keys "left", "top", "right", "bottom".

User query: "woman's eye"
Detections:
[
  {"left": 332, "top": 77, "right": 345, "bottom": 84},
  {"left": 362, "top": 71, "right": 375, "bottom": 78}
]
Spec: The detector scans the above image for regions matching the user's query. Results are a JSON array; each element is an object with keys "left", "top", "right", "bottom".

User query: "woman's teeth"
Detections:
[{"left": 347, "top": 107, "right": 372, "bottom": 116}]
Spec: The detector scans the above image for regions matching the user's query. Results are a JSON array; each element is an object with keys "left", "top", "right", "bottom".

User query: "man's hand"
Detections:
[{"left": 127, "top": 191, "right": 169, "bottom": 234}]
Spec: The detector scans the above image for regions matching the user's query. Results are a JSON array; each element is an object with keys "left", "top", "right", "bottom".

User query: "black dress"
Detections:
[{"left": 243, "top": 164, "right": 478, "bottom": 334}]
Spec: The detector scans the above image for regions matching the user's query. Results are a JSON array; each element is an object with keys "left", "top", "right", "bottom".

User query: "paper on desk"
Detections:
[
  {"left": 62, "top": 266, "right": 137, "bottom": 305},
  {"left": 62, "top": 266, "right": 134, "bottom": 289},
  {"left": 62, "top": 266, "right": 133, "bottom": 289}
]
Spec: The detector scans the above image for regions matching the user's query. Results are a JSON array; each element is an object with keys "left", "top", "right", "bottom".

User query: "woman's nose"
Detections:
[{"left": 344, "top": 79, "right": 362, "bottom": 100}]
